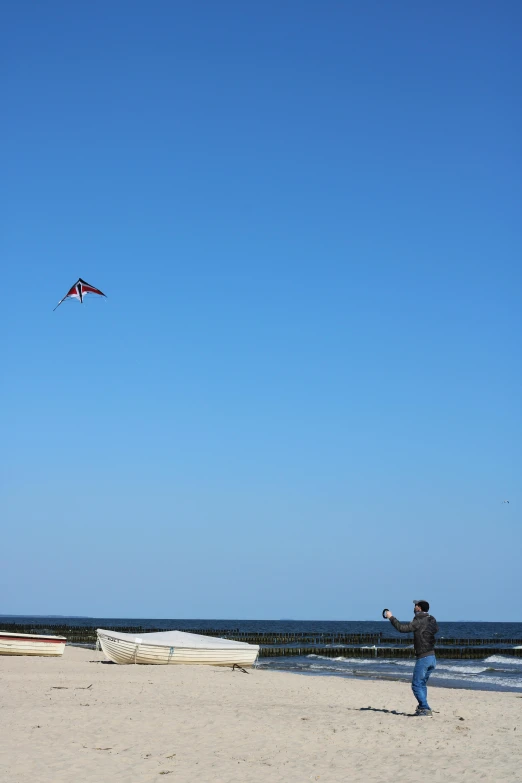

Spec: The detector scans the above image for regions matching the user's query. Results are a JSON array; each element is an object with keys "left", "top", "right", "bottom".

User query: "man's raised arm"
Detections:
[{"left": 384, "top": 611, "right": 416, "bottom": 633}]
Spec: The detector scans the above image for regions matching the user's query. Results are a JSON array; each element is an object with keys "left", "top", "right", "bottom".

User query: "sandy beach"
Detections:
[{"left": 1, "top": 646, "right": 520, "bottom": 783}]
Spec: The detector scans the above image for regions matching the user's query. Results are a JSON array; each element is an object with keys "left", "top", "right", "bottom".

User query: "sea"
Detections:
[{"left": 2, "top": 617, "right": 521, "bottom": 694}]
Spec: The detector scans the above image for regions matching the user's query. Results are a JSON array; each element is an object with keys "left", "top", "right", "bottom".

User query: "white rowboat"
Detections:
[
  {"left": 97, "top": 628, "right": 259, "bottom": 667},
  {"left": 0, "top": 631, "right": 66, "bottom": 657}
]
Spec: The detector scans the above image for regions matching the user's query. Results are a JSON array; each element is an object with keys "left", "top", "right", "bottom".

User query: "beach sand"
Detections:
[{"left": 1, "top": 646, "right": 520, "bottom": 783}]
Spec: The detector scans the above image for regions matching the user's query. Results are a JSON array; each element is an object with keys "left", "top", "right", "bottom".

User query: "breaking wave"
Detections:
[
  {"left": 273, "top": 652, "right": 522, "bottom": 692},
  {"left": 484, "top": 655, "right": 521, "bottom": 666}
]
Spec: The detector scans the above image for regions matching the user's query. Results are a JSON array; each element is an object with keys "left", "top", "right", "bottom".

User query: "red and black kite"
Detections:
[{"left": 53, "top": 278, "right": 107, "bottom": 311}]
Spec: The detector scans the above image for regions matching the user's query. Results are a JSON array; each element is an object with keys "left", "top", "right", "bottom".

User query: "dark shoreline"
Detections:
[{"left": 256, "top": 664, "right": 522, "bottom": 694}]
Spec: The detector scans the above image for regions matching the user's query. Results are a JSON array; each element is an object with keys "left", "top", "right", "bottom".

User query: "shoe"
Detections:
[{"left": 414, "top": 709, "right": 432, "bottom": 717}]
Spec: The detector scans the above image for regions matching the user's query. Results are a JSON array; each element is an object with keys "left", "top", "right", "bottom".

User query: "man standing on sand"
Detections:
[{"left": 384, "top": 600, "right": 439, "bottom": 717}]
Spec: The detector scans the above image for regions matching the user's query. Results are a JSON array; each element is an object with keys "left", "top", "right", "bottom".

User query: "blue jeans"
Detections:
[{"left": 411, "top": 655, "right": 436, "bottom": 710}]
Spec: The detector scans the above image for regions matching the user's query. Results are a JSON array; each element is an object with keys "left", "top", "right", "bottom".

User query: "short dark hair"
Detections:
[{"left": 416, "top": 600, "right": 430, "bottom": 612}]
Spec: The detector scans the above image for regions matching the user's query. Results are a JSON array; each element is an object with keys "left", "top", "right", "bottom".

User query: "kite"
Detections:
[{"left": 53, "top": 278, "right": 107, "bottom": 311}]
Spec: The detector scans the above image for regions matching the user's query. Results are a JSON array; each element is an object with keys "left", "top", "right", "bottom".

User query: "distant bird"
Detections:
[{"left": 502, "top": 500, "right": 510, "bottom": 504}]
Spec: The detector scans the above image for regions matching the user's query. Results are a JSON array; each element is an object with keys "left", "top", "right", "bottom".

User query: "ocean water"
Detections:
[
  {"left": 2, "top": 617, "right": 521, "bottom": 693},
  {"left": 258, "top": 653, "right": 522, "bottom": 693}
]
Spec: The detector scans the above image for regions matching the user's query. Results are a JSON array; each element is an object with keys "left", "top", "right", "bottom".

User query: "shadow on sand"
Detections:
[{"left": 357, "top": 707, "right": 415, "bottom": 717}]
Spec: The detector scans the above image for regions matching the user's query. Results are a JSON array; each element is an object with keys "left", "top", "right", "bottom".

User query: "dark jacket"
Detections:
[{"left": 389, "top": 612, "right": 439, "bottom": 658}]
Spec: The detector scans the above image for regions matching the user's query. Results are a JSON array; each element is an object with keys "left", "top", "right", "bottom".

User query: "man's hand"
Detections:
[{"left": 384, "top": 610, "right": 393, "bottom": 619}]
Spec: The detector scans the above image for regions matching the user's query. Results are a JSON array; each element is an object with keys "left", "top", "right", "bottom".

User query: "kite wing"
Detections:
[{"left": 53, "top": 278, "right": 107, "bottom": 311}]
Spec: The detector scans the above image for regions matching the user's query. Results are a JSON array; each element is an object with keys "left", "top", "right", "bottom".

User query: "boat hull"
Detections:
[
  {"left": 98, "top": 631, "right": 259, "bottom": 667},
  {"left": 0, "top": 633, "right": 66, "bottom": 657}
]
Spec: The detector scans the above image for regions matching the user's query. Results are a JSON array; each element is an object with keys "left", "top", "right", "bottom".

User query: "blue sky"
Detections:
[{"left": 2, "top": 1, "right": 520, "bottom": 621}]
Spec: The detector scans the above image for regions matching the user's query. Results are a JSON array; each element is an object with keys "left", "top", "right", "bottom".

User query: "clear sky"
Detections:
[{"left": 2, "top": 1, "right": 521, "bottom": 621}]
